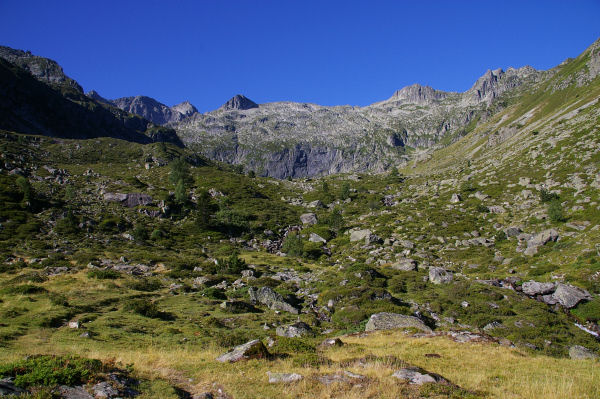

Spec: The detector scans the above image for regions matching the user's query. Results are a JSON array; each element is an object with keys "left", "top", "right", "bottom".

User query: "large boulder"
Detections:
[
  {"left": 521, "top": 281, "right": 556, "bottom": 296},
  {"left": 350, "top": 229, "right": 372, "bottom": 242},
  {"left": 525, "top": 229, "right": 559, "bottom": 255},
  {"left": 392, "top": 367, "right": 449, "bottom": 385},
  {"left": 365, "top": 312, "right": 432, "bottom": 333},
  {"left": 551, "top": 284, "right": 591, "bottom": 308},
  {"left": 429, "top": 267, "right": 453, "bottom": 284},
  {"left": 300, "top": 213, "right": 318, "bottom": 225},
  {"left": 450, "top": 193, "right": 462, "bottom": 203},
  {"left": 216, "top": 339, "right": 270, "bottom": 363},
  {"left": 0, "top": 378, "right": 25, "bottom": 396},
  {"left": 103, "top": 192, "right": 153, "bottom": 208},
  {"left": 569, "top": 345, "right": 598, "bottom": 360},
  {"left": 309, "top": 233, "right": 326, "bottom": 243},
  {"left": 276, "top": 322, "right": 313, "bottom": 338},
  {"left": 248, "top": 286, "right": 299, "bottom": 314}
]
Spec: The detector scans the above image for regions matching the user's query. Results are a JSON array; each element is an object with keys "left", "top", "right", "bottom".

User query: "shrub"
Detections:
[
  {"left": 87, "top": 269, "right": 120, "bottom": 280},
  {"left": 132, "top": 224, "right": 149, "bottom": 241},
  {"left": 495, "top": 230, "right": 507, "bottom": 242},
  {"left": 125, "top": 278, "right": 163, "bottom": 292},
  {"left": 169, "top": 157, "right": 192, "bottom": 186},
  {"left": 200, "top": 287, "right": 227, "bottom": 300},
  {"left": 55, "top": 211, "right": 79, "bottom": 235},
  {"left": 217, "top": 251, "right": 246, "bottom": 274},
  {"left": 282, "top": 233, "right": 303, "bottom": 257},
  {"left": 326, "top": 207, "right": 344, "bottom": 233},
  {"left": 548, "top": 199, "right": 565, "bottom": 223},
  {"left": 4, "top": 284, "right": 46, "bottom": 295},
  {"left": 124, "top": 299, "right": 171, "bottom": 320},
  {"left": 476, "top": 204, "right": 490, "bottom": 213},
  {"left": 0, "top": 355, "right": 102, "bottom": 388},
  {"left": 339, "top": 182, "right": 351, "bottom": 200},
  {"left": 150, "top": 229, "right": 163, "bottom": 240},
  {"left": 539, "top": 189, "right": 560, "bottom": 203}
]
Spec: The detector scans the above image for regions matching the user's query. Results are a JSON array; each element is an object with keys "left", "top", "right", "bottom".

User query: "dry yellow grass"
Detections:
[{"left": 2, "top": 329, "right": 598, "bottom": 398}]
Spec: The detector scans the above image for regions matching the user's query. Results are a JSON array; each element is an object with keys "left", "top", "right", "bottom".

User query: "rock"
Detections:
[
  {"left": 392, "top": 367, "right": 449, "bottom": 385},
  {"left": 505, "top": 226, "right": 522, "bottom": 237},
  {"left": 216, "top": 339, "right": 270, "bottom": 363},
  {"left": 521, "top": 281, "right": 556, "bottom": 296},
  {"left": 316, "top": 371, "right": 366, "bottom": 386},
  {"left": 391, "top": 258, "right": 417, "bottom": 271},
  {"left": 309, "top": 233, "right": 326, "bottom": 243},
  {"left": 487, "top": 205, "right": 506, "bottom": 213},
  {"left": 350, "top": 229, "right": 372, "bottom": 242},
  {"left": 307, "top": 200, "right": 324, "bottom": 208},
  {"left": 569, "top": 345, "right": 599, "bottom": 360},
  {"left": 276, "top": 322, "right": 313, "bottom": 338},
  {"left": 365, "top": 312, "right": 432, "bottom": 333},
  {"left": 525, "top": 229, "right": 559, "bottom": 255},
  {"left": 300, "top": 213, "right": 318, "bottom": 225},
  {"left": 248, "top": 287, "right": 299, "bottom": 314},
  {"left": 267, "top": 372, "right": 303, "bottom": 384},
  {"left": 0, "top": 378, "right": 25, "bottom": 396},
  {"left": 56, "top": 385, "right": 94, "bottom": 399},
  {"left": 92, "top": 381, "right": 119, "bottom": 398},
  {"left": 68, "top": 320, "right": 80, "bottom": 329},
  {"left": 474, "top": 191, "right": 489, "bottom": 200},
  {"left": 429, "top": 267, "right": 453, "bottom": 284},
  {"left": 318, "top": 337, "right": 344, "bottom": 348},
  {"left": 103, "top": 192, "right": 153, "bottom": 208},
  {"left": 450, "top": 193, "right": 462, "bottom": 203},
  {"left": 551, "top": 284, "right": 592, "bottom": 308},
  {"left": 400, "top": 240, "right": 414, "bottom": 249}
]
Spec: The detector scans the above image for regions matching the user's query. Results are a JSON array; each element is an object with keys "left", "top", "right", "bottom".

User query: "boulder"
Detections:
[
  {"left": 318, "top": 337, "right": 344, "bottom": 348},
  {"left": 551, "top": 284, "right": 591, "bottom": 308},
  {"left": 505, "top": 226, "right": 522, "bottom": 237},
  {"left": 248, "top": 287, "right": 299, "bottom": 314},
  {"left": 525, "top": 229, "right": 559, "bottom": 255},
  {"left": 216, "top": 339, "right": 270, "bottom": 363},
  {"left": 300, "top": 213, "right": 318, "bottom": 225},
  {"left": 391, "top": 258, "right": 417, "bottom": 271},
  {"left": 392, "top": 367, "right": 449, "bottom": 385},
  {"left": 450, "top": 193, "right": 462, "bottom": 203},
  {"left": 267, "top": 372, "right": 303, "bottom": 384},
  {"left": 307, "top": 200, "right": 324, "bottom": 208},
  {"left": 429, "top": 267, "right": 453, "bottom": 284},
  {"left": 365, "top": 312, "right": 432, "bottom": 333},
  {"left": 219, "top": 300, "right": 259, "bottom": 313},
  {"left": 487, "top": 205, "right": 506, "bottom": 214},
  {"left": 56, "top": 385, "right": 94, "bottom": 399},
  {"left": 309, "top": 233, "right": 326, "bottom": 243},
  {"left": 521, "top": 281, "right": 556, "bottom": 296},
  {"left": 350, "top": 229, "right": 372, "bottom": 242},
  {"left": 0, "top": 378, "right": 25, "bottom": 396},
  {"left": 92, "top": 381, "right": 119, "bottom": 398},
  {"left": 569, "top": 345, "right": 598, "bottom": 360},
  {"left": 276, "top": 322, "right": 313, "bottom": 338}
]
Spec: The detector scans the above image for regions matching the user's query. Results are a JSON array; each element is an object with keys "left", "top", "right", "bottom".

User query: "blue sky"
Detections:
[{"left": 1, "top": 1, "right": 599, "bottom": 112}]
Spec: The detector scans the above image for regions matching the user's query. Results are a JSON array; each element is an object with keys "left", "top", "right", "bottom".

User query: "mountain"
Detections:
[
  {"left": 0, "top": 46, "right": 182, "bottom": 145},
  {"left": 174, "top": 65, "right": 541, "bottom": 178},
  {"left": 105, "top": 95, "right": 198, "bottom": 125}
]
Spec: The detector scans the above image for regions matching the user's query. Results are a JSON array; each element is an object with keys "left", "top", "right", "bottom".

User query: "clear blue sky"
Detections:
[{"left": 1, "top": 1, "right": 599, "bottom": 112}]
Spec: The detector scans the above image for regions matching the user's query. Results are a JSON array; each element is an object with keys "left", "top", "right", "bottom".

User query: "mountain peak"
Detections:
[
  {"left": 172, "top": 101, "right": 198, "bottom": 117},
  {"left": 390, "top": 84, "right": 447, "bottom": 104},
  {"left": 221, "top": 94, "right": 259, "bottom": 111}
]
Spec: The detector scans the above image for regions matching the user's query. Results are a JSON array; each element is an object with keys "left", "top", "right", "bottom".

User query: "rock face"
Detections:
[
  {"left": 392, "top": 367, "right": 449, "bottom": 385},
  {"left": 216, "top": 339, "right": 270, "bottom": 362},
  {"left": 109, "top": 95, "right": 198, "bottom": 125},
  {"left": 429, "top": 267, "right": 453, "bottom": 284},
  {"left": 248, "top": 286, "right": 299, "bottom": 314},
  {"left": 174, "top": 64, "right": 542, "bottom": 178},
  {"left": 569, "top": 345, "right": 598, "bottom": 360},
  {"left": 365, "top": 312, "right": 432, "bottom": 333},
  {"left": 220, "top": 94, "right": 259, "bottom": 111},
  {"left": 276, "top": 322, "right": 313, "bottom": 338}
]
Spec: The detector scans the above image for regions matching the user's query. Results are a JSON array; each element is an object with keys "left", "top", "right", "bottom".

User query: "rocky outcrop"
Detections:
[
  {"left": 220, "top": 94, "right": 259, "bottom": 111},
  {"left": 103, "top": 192, "right": 153, "bottom": 208},
  {"left": 267, "top": 372, "right": 303, "bottom": 384},
  {"left": 248, "top": 286, "right": 299, "bottom": 314},
  {"left": 216, "top": 339, "right": 270, "bottom": 362},
  {"left": 392, "top": 367, "right": 450, "bottom": 385},
  {"left": 110, "top": 95, "right": 198, "bottom": 125},
  {"left": 429, "top": 268, "right": 453, "bottom": 284},
  {"left": 275, "top": 322, "right": 313, "bottom": 338},
  {"left": 365, "top": 312, "right": 432, "bottom": 333},
  {"left": 520, "top": 280, "right": 591, "bottom": 309},
  {"left": 569, "top": 345, "right": 598, "bottom": 360}
]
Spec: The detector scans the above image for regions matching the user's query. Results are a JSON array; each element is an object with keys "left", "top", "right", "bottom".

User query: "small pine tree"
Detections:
[
  {"left": 548, "top": 199, "right": 565, "bottom": 223},
  {"left": 327, "top": 206, "right": 344, "bottom": 233},
  {"left": 339, "top": 182, "right": 351, "bottom": 200},
  {"left": 174, "top": 179, "right": 187, "bottom": 204},
  {"left": 16, "top": 176, "right": 32, "bottom": 204},
  {"left": 195, "top": 189, "right": 212, "bottom": 228},
  {"left": 169, "top": 157, "right": 192, "bottom": 186},
  {"left": 282, "top": 233, "right": 304, "bottom": 257}
]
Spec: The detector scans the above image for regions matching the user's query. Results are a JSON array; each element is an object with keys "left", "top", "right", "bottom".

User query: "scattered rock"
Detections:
[
  {"left": 429, "top": 267, "right": 453, "bottom": 284},
  {"left": 216, "top": 339, "right": 270, "bottom": 363},
  {"left": 525, "top": 229, "right": 559, "bottom": 256},
  {"left": 365, "top": 312, "right": 432, "bottom": 333},
  {"left": 393, "top": 367, "right": 449, "bottom": 385},
  {"left": 569, "top": 345, "right": 599, "bottom": 360},
  {"left": 309, "top": 233, "right": 326, "bottom": 243},
  {"left": 56, "top": 385, "right": 93, "bottom": 399},
  {"left": 450, "top": 193, "right": 462, "bottom": 203},
  {"left": 391, "top": 258, "right": 417, "bottom": 271},
  {"left": 276, "top": 322, "right": 313, "bottom": 338},
  {"left": 316, "top": 371, "right": 366, "bottom": 386},
  {"left": 267, "top": 372, "right": 303, "bottom": 384},
  {"left": 92, "top": 381, "right": 119, "bottom": 398}
]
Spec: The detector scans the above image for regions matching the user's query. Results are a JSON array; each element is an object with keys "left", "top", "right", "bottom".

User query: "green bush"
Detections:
[
  {"left": 4, "top": 284, "right": 47, "bottom": 295},
  {"left": 271, "top": 337, "right": 316, "bottom": 354},
  {"left": 548, "top": 199, "right": 565, "bottom": 223},
  {"left": 124, "top": 299, "right": 171, "bottom": 320},
  {"left": 125, "top": 278, "right": 163, "bottom": 292},
  {"left": 217, "top": 251, "right": 247, "bottom": 274},
  {"left": 87, "top": 269, "right": 120, "bottom": 280},
  {"left": 539, "top": 189, "right": 560, "bottom": 203},
  {"left": 200, "top": 287, "right": 227, "bottom": 300},
  {"left": 0, "top": 355, "right": 102, "bottom": 388},
  {"left": 281, "top": 233, "right": 303, "bottom": 257},
  {"left": 132, "top": 224, "right": 149, "bottom": 241}
]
